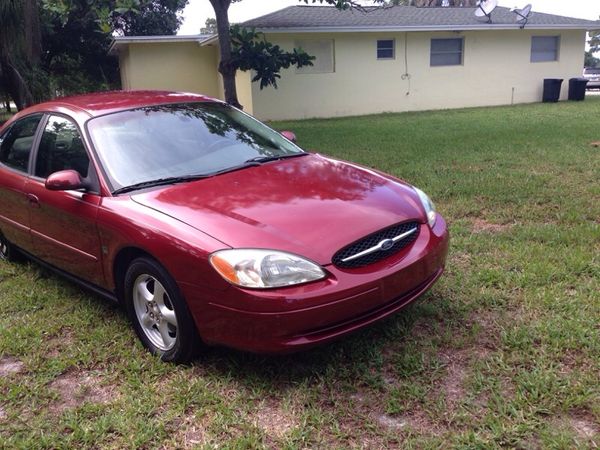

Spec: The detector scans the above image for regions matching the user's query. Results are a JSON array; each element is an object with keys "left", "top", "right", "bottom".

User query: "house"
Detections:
[{"left": 109, "top": 5, "right": 599, "bottom": 120}]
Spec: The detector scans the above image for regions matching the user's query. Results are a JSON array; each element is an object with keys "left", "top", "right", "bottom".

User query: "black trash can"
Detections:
[
  {"left": 543, "top": 78, "right": 563, "bottom": 102},
  {"left": 568, "top": 77, "right": 588, "bottom": 101}
]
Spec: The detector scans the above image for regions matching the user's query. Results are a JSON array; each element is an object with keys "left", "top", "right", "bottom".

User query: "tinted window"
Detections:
[
  {"left": 88, "top": 103, "right": 304, "bottom": 191},
  {"left": 531, "top": 36, "right": 559, "bottom": 62},
  {"left": 0, "top": 115, "right": 42, "bottom": 172},
  {"left": 35, "top": 116, "right": 89, "bottom": 179},
  {"left": 377, "top": 40, "right": 395, "bottom": 59},
  {"left": 430, "top": 38, "right": 463, "bottom": 66}
]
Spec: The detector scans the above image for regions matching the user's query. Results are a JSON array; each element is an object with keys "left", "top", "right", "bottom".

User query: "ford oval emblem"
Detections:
[{"left": 379, "top": 239, "right": 395, "bottom": 251}]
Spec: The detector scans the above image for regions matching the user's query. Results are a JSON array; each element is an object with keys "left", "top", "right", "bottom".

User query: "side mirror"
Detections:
[
  {"left": 280, "top": 130, "right": 297, "bottom": 143},
  {"left": 45, "top": 170, "right": 86, "bottom": 191}
]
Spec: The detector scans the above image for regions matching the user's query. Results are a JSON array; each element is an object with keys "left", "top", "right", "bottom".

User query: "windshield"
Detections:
[{"left": 87, "top": 102, "right": 304, "bottom": 191}]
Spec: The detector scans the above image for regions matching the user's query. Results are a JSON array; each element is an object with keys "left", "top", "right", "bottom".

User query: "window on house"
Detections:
[
  {"left": 531, "top": 36, "right": 560, "bottom": 62},
  {"left": 295, "top": 39, "right": 335, "bottom": 74},
  {"left": 377, "top": 39, "right": 395, "bottom": 59},
  {"left": 430, "top": 38, "right": 464, "bottom": 66}
]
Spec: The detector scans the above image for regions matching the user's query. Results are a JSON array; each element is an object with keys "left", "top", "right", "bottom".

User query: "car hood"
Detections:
[{"left": 131, "top": 154, "right": 425, "bottom": 264}]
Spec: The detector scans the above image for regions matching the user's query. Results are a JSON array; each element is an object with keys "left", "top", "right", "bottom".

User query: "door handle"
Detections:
[{"left": 26, "top": 194, "right": 40, "bottom": 208}]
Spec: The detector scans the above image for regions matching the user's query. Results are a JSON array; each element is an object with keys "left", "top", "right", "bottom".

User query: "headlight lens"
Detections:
[
  {"left": 210, "top": 249, "right": 326, "bottom": 288},
  {"left": 413, "top": 187, "right": 437, "bottom": 228}
]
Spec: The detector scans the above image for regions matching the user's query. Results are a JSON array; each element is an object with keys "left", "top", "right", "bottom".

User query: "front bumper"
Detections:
[{"left": 183, "top": 215, "right": 449, "bottom": 353}]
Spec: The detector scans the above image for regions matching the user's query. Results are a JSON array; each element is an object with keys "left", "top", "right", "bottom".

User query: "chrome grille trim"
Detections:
[
  {"left": 341, "top": 227, "right": 418, "bottom": 263},
  {"left": 332, "top": 221, "right": 421, "bottom": 269}
]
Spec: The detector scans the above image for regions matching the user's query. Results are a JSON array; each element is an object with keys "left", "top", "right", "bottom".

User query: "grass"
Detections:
[{"left": 1, "top": 99, "right": 599, "bottom": 449}]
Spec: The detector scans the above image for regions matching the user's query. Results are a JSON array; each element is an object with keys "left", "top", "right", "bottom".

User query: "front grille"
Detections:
[{"left": 332, "top": 221, "right": 420, "bottom": 269}]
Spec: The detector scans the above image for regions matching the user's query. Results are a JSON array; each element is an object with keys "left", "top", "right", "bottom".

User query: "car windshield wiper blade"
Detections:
[
  {"left": 113, "top": 153, "right": 309, "bottom": 194},
  {"left": 112, "top": 174, "right": 210, "bottom": 195},
  {"left": 244, "top": 152, "right": 308, "bottom": 164}
]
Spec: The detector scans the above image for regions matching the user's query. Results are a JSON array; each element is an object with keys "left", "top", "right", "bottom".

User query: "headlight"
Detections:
[
  {"left": 209, "top": 249, "right": 326, "bottom": 289},
  {"left": 413, "top": 187, "right": 437, "bottom": 228}
]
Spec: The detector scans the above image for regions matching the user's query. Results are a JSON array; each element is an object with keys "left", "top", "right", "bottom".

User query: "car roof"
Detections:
[{"left": 24, "top": 90, "right": 219, "bottom": 118}]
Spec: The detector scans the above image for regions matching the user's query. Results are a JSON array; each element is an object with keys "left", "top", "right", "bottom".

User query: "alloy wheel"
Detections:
[{"left": 132, "top": 274, "right": 178, "bottom": 351}]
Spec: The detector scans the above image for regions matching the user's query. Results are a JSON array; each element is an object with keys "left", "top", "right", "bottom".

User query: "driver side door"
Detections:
[{"left": 25, "top": 114, "right": 104, "bottom": 286}]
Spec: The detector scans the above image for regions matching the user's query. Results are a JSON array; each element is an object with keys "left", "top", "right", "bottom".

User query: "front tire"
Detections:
[{"left": 124, "top": 257, "right": 200, "bottom": 363}]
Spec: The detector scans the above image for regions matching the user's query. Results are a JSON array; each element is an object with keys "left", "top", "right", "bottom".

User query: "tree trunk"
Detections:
[
  {"left": 0, "top": 57, "right": 33, "bottom": 111},
  {"left": 209, "top": 0, "right": 242, "bottom": 109},
  {"left": 23, "top": 0, "right": 42, "bottom": 65}
]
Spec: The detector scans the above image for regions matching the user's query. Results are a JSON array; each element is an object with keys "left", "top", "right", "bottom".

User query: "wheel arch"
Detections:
[{"left": 113, "top": 247, "right": 157, "bottom": 303}]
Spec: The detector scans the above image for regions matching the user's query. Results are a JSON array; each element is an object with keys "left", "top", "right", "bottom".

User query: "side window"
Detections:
[
  {"left": 295, "top": 39, "right": 335, "bottom": 74},
  {"left": 377, "top": 39, "right": 395, "bottom": 60},
  {"left": 35, "top": 116, "right": 89, "bottom": 179},
  {"left": 0, "top": 115, "right": 42, "bottom": 172},
  {"left": 531, "top": 36, "right": 560, "bottom": 62},
  {"left": 430, "top": 38, "right": 464, "bottom": 67}
]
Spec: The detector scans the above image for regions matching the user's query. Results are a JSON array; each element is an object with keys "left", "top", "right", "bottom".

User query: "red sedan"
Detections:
[{"left": 0, "top": 91, "right": 449, "bottom": 362}]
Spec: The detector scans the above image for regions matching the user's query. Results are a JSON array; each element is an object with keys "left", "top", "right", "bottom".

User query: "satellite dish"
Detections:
[
  {"left": 475, "top": 0, "right": 498, "bottom": 23},
  {"left": 511, "top": 4, "right": 532, "bottom": 28}
]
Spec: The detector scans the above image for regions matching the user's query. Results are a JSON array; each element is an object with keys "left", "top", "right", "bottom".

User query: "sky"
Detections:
[{"left": 178, "top": 0, "right": 600, "bottom": 35}]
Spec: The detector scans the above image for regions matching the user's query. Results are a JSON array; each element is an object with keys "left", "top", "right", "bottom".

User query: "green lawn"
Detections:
[{"left": 1, "top": 99, "right": 599, "bottom": 449}]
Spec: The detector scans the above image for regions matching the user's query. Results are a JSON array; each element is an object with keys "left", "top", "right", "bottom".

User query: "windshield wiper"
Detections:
[
  {"left": 244, "top": 152, "right": 308, "bottom": 164},
  {"left": 112, "top": 153, "right": 309, "bottom": 195},
  {"left": 112, "top": 174, "right": 210, "bottom": 195}
]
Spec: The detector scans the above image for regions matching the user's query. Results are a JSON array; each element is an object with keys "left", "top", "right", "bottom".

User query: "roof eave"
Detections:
[
  {"left": 108, "top": 34, "right": 215, "bottom": 55},
  {"left": 252, "top": 24, "right": 599, "bottom": 33}
]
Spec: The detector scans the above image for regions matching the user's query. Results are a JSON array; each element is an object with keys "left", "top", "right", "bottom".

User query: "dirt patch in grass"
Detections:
[
  {"left": 46, "top": 328, "right": 76, "bottom": 359},
  {"left": 48, "top": 369, "right": 118, "bottom": 413},
  {"left": 472, "top": 219, "right": 513, "bottom": 234},
  {"left": 251, "top": 398, "right": 297, "bottom": 438},
  {"left": 0, "top": 405, "right": 6, "bottom": 420},
  {"left": 376, "top": 410, "right": 442, "bottom": 437},
  {"left": 438, "top": 349, "right": 468, "bottom": 411},
  {"left": 171, "top": 413, "right": 210, "bottom": 449},
  {"left": 569, "top": 411, "right": 599, "bottom": 442},
  {"left": 0, "top": 356, "right": 25, "bottom": 377}
]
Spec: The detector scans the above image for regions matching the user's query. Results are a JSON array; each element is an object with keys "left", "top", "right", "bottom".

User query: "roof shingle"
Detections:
[{"left": 241, "top": 5, "right": 599, "bottom": 30}]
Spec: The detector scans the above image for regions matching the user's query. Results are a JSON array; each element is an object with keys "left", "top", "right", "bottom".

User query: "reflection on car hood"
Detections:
[{"left": 131, "top": 154, "right": 425, "bottom": 264}]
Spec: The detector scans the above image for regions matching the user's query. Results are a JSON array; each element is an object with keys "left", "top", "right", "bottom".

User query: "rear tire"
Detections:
[
  {"left": 0, "top": 233, "right": 19, "bottom": 262},
  {"left": 124, "top": 257, "right": 200, "bottom": 363}
]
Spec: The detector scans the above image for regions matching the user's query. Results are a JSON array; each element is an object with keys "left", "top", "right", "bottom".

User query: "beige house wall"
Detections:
[
  {"left": 118, "top": 41, "right": 254, "bottom": 114},
  {"left": 250, "top": 29, "right": 586, "bottom": 120},
  {"left": 119, "top": 42, "right": 222, "bottom": 98}
]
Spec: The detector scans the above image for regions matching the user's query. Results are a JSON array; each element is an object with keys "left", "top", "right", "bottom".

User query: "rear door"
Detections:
[
  {"left": 0, "top": 114, "right": 43, "bottom": 253},
  {"left": 26, "top": 114, "right": 104, "bottom": 285}
]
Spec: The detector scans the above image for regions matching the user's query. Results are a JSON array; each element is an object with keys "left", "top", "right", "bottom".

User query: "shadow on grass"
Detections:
[
  {"left": 11, "top": 256, "right": 461, "bottom": 390},
  {"left": 192, "top": 293, "right": 457, "bottom": 389}
]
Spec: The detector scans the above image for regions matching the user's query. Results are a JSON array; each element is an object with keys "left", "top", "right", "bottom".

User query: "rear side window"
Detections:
[
  {"left": 0, "top": 115, "right": 42, "bottom": 172},
  {"left": 35, "top": 115, "right": 89, "bottom": 179}
]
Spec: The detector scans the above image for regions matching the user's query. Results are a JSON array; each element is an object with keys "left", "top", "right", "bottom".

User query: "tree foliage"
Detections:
[
  {"left": 107, "top": 0, "right": 188, "bottom": 36},
  {"left": 231, "top": 26, "right": 314, "bottom": 89},
  {"left": 584, "top": 50, "right": 599, "bottom": 68},
  {"left": 0, "top": 0, "right": 188, "bottom": 110},
  {"left": 209, "top": 0, "right": 379, "bottom": 108},
  {"left": 201, "top": 17, "right": 217, "bottom": 34},
  {"left": 589, "top": 27, "right": 600, "bottom": 55}
]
